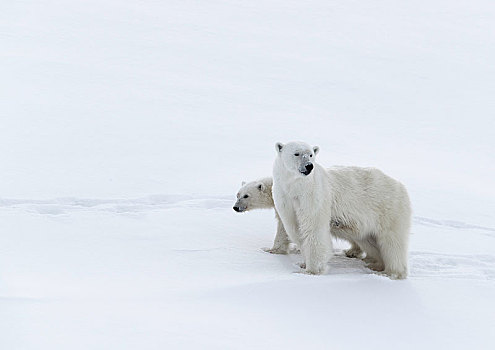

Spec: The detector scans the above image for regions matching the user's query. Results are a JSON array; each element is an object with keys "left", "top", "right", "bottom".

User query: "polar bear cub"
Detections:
[
  {"left": 273, "top": 141, "right": 333, "bottom": 275},
  {"left": 233, "top": 178, "right": 291, "bottom": 254}
]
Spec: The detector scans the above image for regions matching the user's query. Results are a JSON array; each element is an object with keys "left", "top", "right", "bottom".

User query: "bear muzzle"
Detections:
[
  {"left": 300, "top": 163, "right": 314, "bottom": 176},
  {"left": 233, "top": 203, "right": 247, "bottom": 212}
]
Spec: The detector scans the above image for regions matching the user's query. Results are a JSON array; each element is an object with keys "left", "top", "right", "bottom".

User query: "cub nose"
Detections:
[
  {"left": 305, "top": 163, "right": 313, "bottom": 172},
  {"left": 233, "top": 206, "right": 240, "bottom": 212}
]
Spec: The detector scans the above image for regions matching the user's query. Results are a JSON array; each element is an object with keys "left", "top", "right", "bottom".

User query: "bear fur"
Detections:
[{"left": 271, "top": 141, "right": 411, "bottom": 279}]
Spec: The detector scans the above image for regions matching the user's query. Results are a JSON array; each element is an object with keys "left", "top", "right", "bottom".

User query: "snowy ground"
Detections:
[
  {"left": 1, "top": 1, "right": 495, "bottom": 349},
  {"left": 1, "top": 197, "right": 494, "bottom": 349}
]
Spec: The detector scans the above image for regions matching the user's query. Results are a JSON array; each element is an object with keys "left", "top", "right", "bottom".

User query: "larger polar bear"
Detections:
[{"left": 272, "top": 141, "right": 411, "bottom": 279}]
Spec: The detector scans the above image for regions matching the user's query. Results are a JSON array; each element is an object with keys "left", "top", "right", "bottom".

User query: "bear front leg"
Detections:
[
  {"left": 300, "top": 222, "right": 332, "bottom": 275},
  {"left": 263, "top": 212, "right": 290, "bottom": 254}
]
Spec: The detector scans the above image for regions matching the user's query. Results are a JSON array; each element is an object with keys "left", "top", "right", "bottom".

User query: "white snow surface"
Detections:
[{"left": 1, "top": 1, "right": 494, "bottom": 349}]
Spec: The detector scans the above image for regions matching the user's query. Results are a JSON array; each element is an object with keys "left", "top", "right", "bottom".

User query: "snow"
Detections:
[{"left": 1, "top": 0, "right": 494, "bottom": 349}]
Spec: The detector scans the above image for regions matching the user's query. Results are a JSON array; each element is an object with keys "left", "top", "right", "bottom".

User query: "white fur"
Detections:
[
  {"left": 234, "top": 178, "right": 274, "bottom": 212},
  {"left": 273, "top": 141, "right": 333, "bottom": 275},
  {"left": 271, "top": 141, "right": 411, "bottom": 279},
  {"left": 328, "top": 166, "right": 412, "bottom": 279}
]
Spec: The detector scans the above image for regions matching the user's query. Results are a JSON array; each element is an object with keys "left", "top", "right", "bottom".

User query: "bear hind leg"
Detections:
[
  {"left": 377, "top": 232, "right": 408, "bottom": 280},
  {"left": 358, "top": 236, "right": 385, "bottom": 272}
]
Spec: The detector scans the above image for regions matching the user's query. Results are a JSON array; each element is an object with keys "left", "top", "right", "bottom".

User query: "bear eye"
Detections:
[
  {"left": 310, "top": 154, "right": 313, "bottom": 157},
  {"left": 294, "top": 153, "right": 299, "bottom": 156},
  {"left": 243, "top": 194, "right": 249, "bottom": 199}
]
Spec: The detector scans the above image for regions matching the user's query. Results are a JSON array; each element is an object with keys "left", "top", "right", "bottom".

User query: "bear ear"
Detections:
[
  {"left": 275, "top": 142, "right": 284, "bottom": 153},
  {"left": 241, "top": 181, "right": 246, "bottom": 186},
  {"left": 313, "top": 146, "right": 320, "bottom": 155},
  {"left": 258, "top": 183, "right": 265, "bottom": 191}
]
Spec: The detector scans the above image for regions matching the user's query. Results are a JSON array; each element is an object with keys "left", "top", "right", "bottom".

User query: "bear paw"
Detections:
[
  {"left": 384, "top": 269, "right": 408, "bottom": 280},
  {"left": 345, "top": 247, "right": 363, "bottom": 258},
  {"left": 304, "top": 262, "right": 327, "bottom": 275},
  {"left": 262, "top": 246, "right": 288, "bottom": 255},
  {"left": 367, "top": 261, "right": 385, "bottom": 272}
]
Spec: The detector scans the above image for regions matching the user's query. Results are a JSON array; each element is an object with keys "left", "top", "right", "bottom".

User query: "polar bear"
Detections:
[
  {"left": 233, "top": 177, "right": 363, "bottom": 258},
  {"left": 272, "top": 141, "right": 411, "bottom": 279},
  {"left": 272, "top": 142, "right": 334, "bottom": 275}
]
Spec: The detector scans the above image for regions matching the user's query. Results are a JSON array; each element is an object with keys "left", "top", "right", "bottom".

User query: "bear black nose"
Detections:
[
  {"left": 305, "top": 163, "right": 313, "bottom": 172},
  {"left": 233, "top": 206, "right": 240, "bottom": 212}
]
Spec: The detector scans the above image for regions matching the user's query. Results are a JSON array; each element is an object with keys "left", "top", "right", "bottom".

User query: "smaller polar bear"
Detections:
[
  {"left": 233, "top": 178, "right": 291, "bottom": 254},
  {"left": 233, "top": 177, "right": 363, "bottom": 258},
  {"left": 272, "top": 141, "right": 411, "bottom": 279}
]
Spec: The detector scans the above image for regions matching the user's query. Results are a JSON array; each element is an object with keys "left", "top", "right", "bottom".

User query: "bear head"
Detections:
[
  {"left": 275, "top": 141, "right": 319, "bottom": 176},
  {"left": 233, "top": 179, "right": 273, "bottom": 212}
]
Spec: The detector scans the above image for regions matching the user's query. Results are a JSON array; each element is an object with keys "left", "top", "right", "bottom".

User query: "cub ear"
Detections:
[
  {"left": 258, "top": 183, "right": 266, "bottom": 191},
  {"left": 275, "top": 142, "right": 284, "bottom": 153},
  {"left": 313, "top": 146, "right": 320, "bottom": 155},
  {"left": 241, "top": 181, "right": 246, "bottom": 186}
]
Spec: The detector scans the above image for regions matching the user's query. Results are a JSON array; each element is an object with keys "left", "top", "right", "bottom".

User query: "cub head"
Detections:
[
  {"left": 233, "top": 179, "right": 274, "bottom": 213},
  {"left": 275, "top": 141, "right": 319, "bottom": 176}
]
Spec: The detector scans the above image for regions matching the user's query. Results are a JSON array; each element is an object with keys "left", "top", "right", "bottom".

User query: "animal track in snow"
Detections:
[
  {"left": 0, "top": 195, "right": 233, "bottom": 215},
  {"left": 414, "top": 216, "right": 495, "bottom": 233},
  {"left": 410, "top": 252, "right": 495, "bottom": 281}
]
